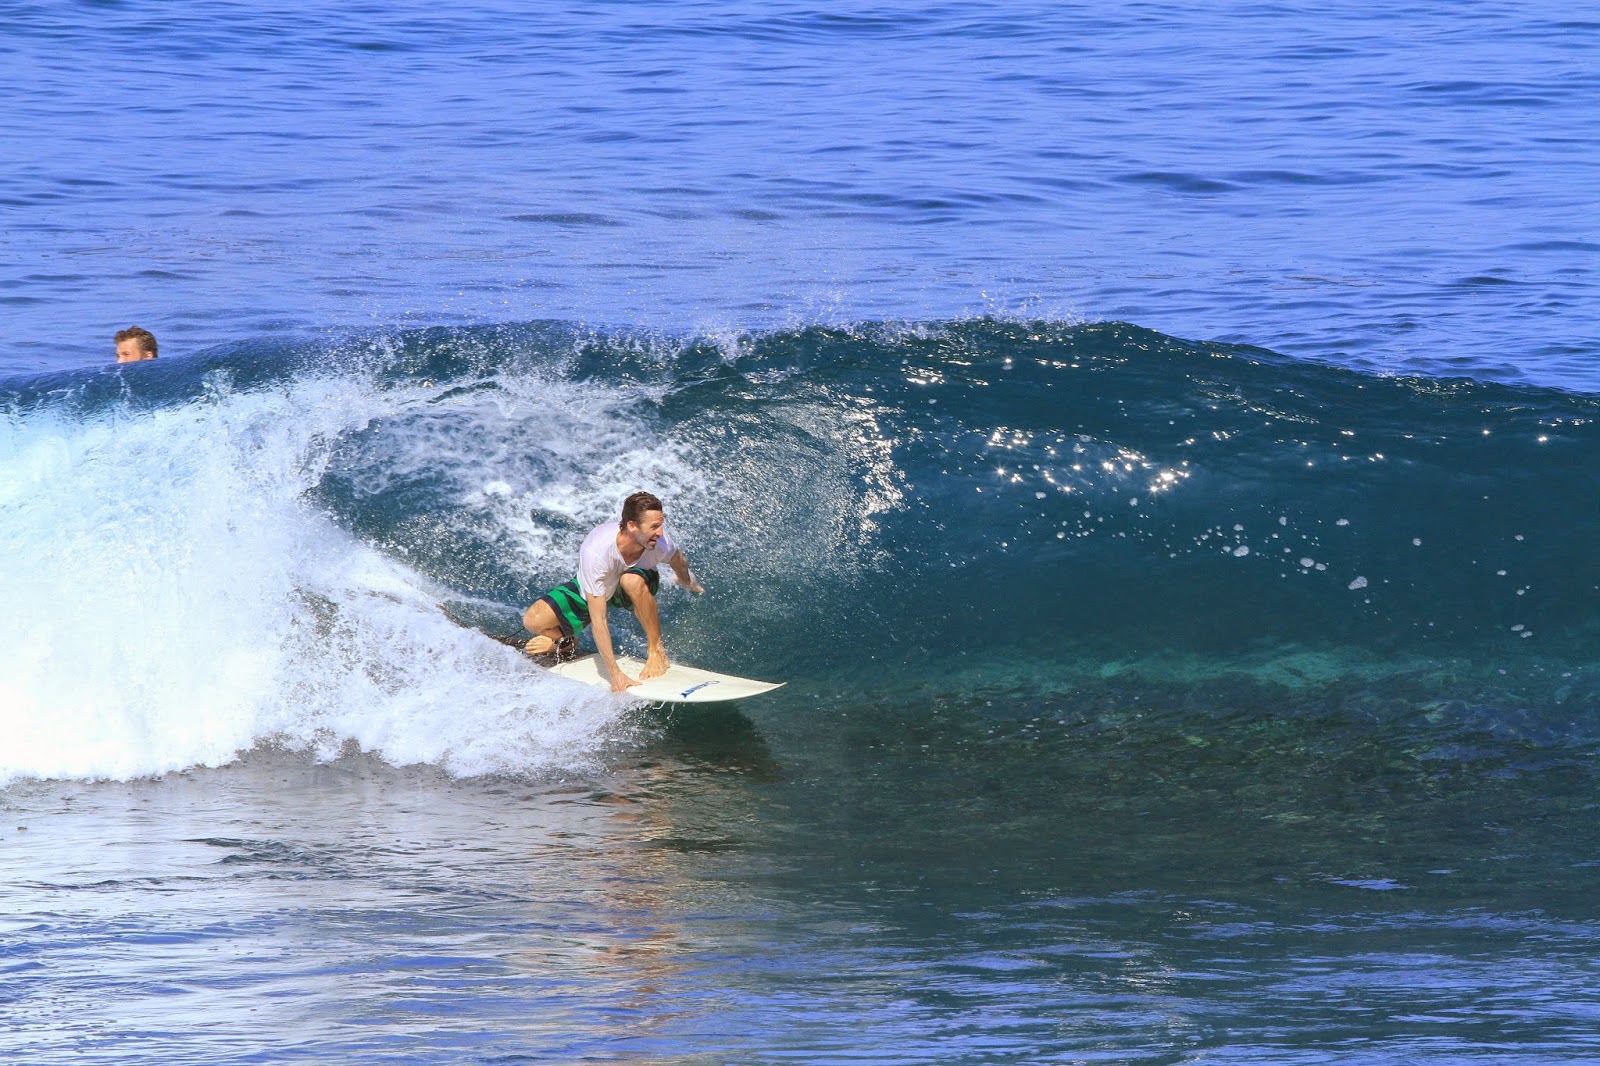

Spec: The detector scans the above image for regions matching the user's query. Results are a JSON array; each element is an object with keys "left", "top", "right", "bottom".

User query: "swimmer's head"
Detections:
[{"left": 114, "top": 326, "right": 158, "bottom": 363}]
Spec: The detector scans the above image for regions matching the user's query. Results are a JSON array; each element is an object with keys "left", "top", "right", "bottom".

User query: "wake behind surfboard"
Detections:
[{"left": 547, "top": 654, "right": 785, "bottom": 703}]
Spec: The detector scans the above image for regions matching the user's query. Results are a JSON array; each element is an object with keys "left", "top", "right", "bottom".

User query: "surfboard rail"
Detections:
[{"left": 545, "top": 653, "right": 784, "bottom": 702}]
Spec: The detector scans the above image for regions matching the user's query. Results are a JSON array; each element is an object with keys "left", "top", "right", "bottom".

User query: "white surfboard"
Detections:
[{"left": 547, "top": 653, "right": 785, "bottom": 702}]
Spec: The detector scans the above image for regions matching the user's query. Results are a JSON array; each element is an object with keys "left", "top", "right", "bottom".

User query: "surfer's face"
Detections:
[{"left": 629, "top": 510, "right": 666, "bottom": 549}]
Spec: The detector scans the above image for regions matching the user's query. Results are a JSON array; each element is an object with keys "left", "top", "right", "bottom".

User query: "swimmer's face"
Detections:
[
  {"left": 116, "top": 338, "right": 155, "bottom": 363},
  {"left": 628, "top": 510, "right": 666, "bottom": 549}
]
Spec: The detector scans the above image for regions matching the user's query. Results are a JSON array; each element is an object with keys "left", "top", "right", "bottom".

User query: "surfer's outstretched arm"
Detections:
[
  {"left": 667, "top": 550, "right": 703, "bottom": 594},
  {"left": 587, "top": 593, "right": 637, "bottom": 692}
]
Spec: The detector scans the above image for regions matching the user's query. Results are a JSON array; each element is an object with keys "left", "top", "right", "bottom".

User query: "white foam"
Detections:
[{"left": 0, "top": 369, "right": 661, "bottom": 786}]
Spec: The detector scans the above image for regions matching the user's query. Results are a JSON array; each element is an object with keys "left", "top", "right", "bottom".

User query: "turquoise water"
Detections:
[{"left": 5, "top": 3, "right": 1600, "bottom": 1063}]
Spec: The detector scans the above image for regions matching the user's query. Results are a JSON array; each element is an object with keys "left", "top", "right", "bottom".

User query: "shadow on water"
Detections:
[{"left": 640, "top": 699, "right": 782, "bottom": 782}]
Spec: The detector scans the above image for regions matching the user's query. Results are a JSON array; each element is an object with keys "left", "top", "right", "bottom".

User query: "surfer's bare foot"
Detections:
[
  {"left": 524, "top": 635, "right": 578, "bottom": 662},
  {"left": 641, "top": 649, "right": 669, "bottom": 679}
]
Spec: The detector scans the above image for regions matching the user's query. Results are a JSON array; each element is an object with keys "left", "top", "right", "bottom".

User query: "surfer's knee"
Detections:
[
  {"left": 619, "top": 570, "right": 655, "bottom": 604},
  {"left": 522, "top": 600, "right": 559, "bottom": 635}
]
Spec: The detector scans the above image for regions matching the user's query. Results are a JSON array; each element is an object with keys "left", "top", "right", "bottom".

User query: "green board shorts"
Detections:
[{"left": 536, "top": 567, "right": 661, "bottom": 639}]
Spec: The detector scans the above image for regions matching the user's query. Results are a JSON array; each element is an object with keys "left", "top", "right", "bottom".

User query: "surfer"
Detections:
[
  {"left": 114, "top": 326, "right": 158, "bottom": 363},
  {"left": 521, "top": 491, "right": 704, "bottom": 692}
]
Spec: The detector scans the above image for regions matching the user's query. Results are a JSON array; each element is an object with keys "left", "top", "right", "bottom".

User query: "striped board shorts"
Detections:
[{"left": 536, "top": 567, "right": 661, "bottom": 638}]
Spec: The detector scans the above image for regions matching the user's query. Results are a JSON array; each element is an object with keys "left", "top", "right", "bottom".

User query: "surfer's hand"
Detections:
[
  {"left": 642, "top": 648, "right": 670, "bottom": 680},
  {"left": 683, "top": 570, "right": 704, "bottom": 594}
]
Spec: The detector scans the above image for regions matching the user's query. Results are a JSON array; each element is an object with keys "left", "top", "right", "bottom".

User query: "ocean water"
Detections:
[{"left": 4, "top": 2, "right": 1600, "bottom": 1063}]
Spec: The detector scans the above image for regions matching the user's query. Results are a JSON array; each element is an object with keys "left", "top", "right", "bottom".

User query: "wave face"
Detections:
[{"left": 5, "top": 318, "right": 1599, "bottom": 783}]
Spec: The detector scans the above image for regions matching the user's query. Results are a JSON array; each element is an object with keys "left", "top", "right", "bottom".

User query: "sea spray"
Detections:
[{"left": 0, "top": 360, "right": 656, "bottom": 785}]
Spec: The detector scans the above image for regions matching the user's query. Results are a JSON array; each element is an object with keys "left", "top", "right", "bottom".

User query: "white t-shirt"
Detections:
[{"left": 575, "top": 521, "right": 679, "bottom": 600}]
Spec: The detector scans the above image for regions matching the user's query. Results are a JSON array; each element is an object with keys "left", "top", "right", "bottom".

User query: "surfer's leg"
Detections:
[
  {"left": 617, "top": 569, "right": 669, "bottom": 679},
  {"left": 522, "top": 584, "right": 585, "bottom": 659},
  {"left": 520, "top": 600, "right": 564, "bottom": 654}
]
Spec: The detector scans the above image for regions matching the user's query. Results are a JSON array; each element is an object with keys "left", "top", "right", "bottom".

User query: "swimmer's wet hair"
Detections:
[{"left": 114, "top": 325, "right": 158, "bottom": 356}]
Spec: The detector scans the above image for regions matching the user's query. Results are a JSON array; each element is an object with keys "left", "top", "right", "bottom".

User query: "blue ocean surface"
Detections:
[{"left": 3, "top": 2, "right": 1600, "bottom": 1063}]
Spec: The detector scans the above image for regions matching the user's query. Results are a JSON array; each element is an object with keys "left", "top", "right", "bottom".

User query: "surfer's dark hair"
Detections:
[
  {"left": 621, "top": 491, "right": 663, "bottom": 528},
  {"left": 114, "top": 325, "right": 158, "bottom": 356}
]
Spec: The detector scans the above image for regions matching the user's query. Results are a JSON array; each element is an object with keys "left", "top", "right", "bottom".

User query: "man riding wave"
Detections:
[{"left": 521, "top": 492, "right": 703, "bottom": 692}]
